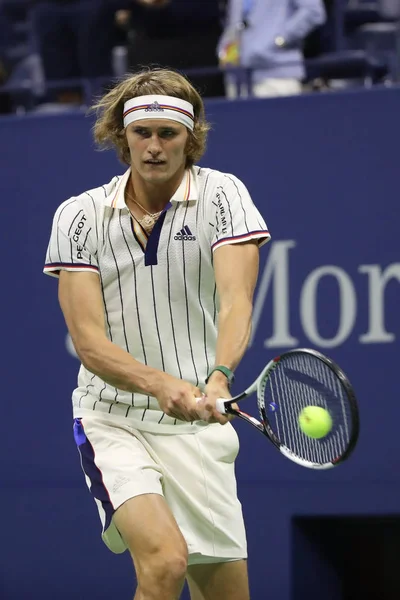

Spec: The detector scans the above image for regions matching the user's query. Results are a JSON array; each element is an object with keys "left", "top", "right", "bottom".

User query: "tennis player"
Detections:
[{"left": 44, "top": 68, "right": 270, "bottom": 600}]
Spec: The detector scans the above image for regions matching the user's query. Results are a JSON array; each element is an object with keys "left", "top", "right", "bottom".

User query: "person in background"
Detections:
[
  {"left": 0, "top": 2, "right": 11, "bottom": 86},
  {"left": 122, "top": 0, "right": 226, "bottom": 98},
  {"left": 219, "top": 0, "right": 326, "bottom": 98},
  {"left": 30, "top": 0, "right": 128, "bottom": 105},
  {"left": 0, "top": 0, "right": 24, "bottom": 113}
]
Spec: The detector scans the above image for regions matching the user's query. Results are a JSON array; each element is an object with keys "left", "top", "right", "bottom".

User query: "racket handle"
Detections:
[
  {"left": 216, "top": 398, "right": 227, "bottom": 414},
  {"left": 196, "top": 396, "right": 227, "bottom": 416}
]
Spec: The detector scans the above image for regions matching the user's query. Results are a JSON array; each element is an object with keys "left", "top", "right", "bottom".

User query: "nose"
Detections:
[{"left": 147, "top": 133, "right": 162, "bottom": 155}]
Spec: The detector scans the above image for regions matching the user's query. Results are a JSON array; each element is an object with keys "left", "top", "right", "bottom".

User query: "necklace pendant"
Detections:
[{"left": 141, "top": 214, "right": 155, "bottom": 229}]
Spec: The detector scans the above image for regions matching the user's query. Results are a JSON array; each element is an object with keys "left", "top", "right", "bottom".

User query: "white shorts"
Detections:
[{"left": 73, "top": 413, "right": 247, "bottom": 565}]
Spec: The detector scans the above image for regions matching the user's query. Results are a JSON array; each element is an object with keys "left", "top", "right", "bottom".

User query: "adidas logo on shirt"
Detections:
[{"left": 174, "top": 226, "right": 196, "bottom": 241}]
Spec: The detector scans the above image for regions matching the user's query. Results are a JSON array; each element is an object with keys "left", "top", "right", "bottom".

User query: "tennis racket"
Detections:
[{"left": 216, "top": 348, "right": 359, "bottom": 470}]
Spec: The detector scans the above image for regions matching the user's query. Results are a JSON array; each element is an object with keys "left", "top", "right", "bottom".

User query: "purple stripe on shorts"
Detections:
[{"left": 73, "top": 418, "right": 114, "bottom": 530}]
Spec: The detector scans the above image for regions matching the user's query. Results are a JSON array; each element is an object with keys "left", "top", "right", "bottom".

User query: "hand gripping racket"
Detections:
[{"left": 216, "top": 348, "right": 359, "bottom": 470}]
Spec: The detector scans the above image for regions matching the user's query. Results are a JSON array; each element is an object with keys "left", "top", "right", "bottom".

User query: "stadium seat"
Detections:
[
  {"left": 305, "top": 49, "right": 388, "bottom": 83},
  {"left": 356, "top": 21, "right": 400, "bottom": 80}
]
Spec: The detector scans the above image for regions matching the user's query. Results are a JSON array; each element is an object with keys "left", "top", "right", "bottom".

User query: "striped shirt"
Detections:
[{"left": 44, "top": 166, "right": 270, "bottom": 432}]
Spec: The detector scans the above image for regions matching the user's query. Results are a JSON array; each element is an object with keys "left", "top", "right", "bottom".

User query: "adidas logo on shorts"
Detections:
[{"left": 174, "top": 226, "right": 196, "bottom": 241}]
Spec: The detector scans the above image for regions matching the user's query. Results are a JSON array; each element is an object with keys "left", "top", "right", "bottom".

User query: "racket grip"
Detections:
[{"left": 216, "top": 398, "right": 227, "bottom": 414}]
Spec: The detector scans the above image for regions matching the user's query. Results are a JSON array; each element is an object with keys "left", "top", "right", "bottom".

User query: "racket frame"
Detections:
[{"left": 217, "top": 348, "right": 359, "bottom": 469}]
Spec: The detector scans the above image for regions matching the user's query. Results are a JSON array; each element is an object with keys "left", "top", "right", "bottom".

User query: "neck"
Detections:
[{"left": 128, "top": 165, "right": 186, "bottom": 212}]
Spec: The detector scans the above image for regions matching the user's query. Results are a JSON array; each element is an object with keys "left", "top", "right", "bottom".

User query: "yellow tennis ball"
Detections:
[{"left": 298, "top": 406, "right": 332, "bottom": 439}]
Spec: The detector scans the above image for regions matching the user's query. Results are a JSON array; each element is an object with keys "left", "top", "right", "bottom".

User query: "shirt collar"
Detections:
[
  {"left": 170, "top": 168, "right": 198, "bottom": 203},
  {"left": 104, "top": 168, "right": 130, "bottom": 209},
  {"left": 103, "top": 167, "right": 198, "bottom": 209}
]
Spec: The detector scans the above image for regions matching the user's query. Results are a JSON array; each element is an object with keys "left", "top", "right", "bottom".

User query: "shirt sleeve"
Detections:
[
  {"left": 282, "top": 0, "right": 326, "bottom": 45},
  {"left": 43, "top": 197, "right": 99, "bottom": 278},
  {"left": 209, "top": 173, "right": 271, "bottom": 252}
]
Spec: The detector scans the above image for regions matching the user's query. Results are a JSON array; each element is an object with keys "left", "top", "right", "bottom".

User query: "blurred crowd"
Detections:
[{"left": 0, "top": 0, "right": 399, "bottom": 114}]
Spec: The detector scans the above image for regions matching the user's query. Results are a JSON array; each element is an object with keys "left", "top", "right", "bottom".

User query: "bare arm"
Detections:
[
  {"left": 199, "top": 241, "right": 259, "bottom": 422},
  {"left": 58, "top": 270, "right": 202, "bottom": 420},
  {"left": 59, "top": 270, "right": 162, "bottom": 394},
  {"left": 212, "top": 240, "right": 259, "bottom": 374}
]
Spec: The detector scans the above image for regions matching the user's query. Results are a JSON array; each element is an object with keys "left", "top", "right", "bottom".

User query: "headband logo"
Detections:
[{"left": 144, "top": 101, "right": 164, "bottom": 113}]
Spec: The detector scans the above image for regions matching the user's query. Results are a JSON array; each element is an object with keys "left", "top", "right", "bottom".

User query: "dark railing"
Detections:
[
  {"left": 2, "top": 0, "right": 400, "bottom": 112},
  {"left": 0, "top": 51, "right": 396, "bottom": 113}
]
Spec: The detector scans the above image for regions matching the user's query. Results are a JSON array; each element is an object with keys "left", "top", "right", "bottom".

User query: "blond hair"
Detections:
[{"left": 92, "top": 68, "right": 211, "bottom": 167}]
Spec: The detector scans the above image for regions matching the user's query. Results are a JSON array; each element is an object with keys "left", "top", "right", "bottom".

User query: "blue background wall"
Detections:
[{"left": 1, "top": 86, "right": 399, "bottom": 599}]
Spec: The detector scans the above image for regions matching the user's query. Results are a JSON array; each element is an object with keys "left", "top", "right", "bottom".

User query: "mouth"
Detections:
[{"left": 144, "top": 159, "right": 166, "bottom": 166}]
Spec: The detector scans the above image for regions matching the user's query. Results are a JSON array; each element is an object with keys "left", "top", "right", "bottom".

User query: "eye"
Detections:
[
  {"left": 160, "top": 129, "right": 177, "bottom": 139},
  {"left": 133, "top": 127, "right": 150, "bottom": 137}
]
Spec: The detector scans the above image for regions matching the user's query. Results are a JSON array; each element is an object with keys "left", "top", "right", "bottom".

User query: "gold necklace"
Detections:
[{"left": 126, "top": 191, "right": 163, "bottom": 231}]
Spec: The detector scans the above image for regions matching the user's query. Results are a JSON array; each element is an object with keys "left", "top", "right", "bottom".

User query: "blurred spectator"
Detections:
[
  {"left": 303, "top": 0, "right": 333, "bottom": 59},
  {"left": 0, "top": 8, "right": 9, "bottom": 84},
  {"left": 0, "top": 1, "right": 14, "bottom": 112},
  {"left": 31, "top": 0, "right": 128, "bottom": 104},
  {"left": 219, "top": 0, "right": 326, "bottom": 98},
  {"left": 124, "top": 0, "right": 225, "bottom": 98},
  {"left": 380, "top": 0, "right": 400, "bottom": 19}
]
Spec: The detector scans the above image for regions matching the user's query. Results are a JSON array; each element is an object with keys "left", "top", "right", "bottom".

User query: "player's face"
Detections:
[{"left": 126, "top": 119, "right": 189, "bottom": 184}]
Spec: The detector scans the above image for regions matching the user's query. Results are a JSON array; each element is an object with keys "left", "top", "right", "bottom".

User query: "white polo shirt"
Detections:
[{"left": 44, "top": 166, "right": 270, "bottom": 432}]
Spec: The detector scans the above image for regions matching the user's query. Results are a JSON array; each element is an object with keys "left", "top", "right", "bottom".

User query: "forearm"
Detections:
[
  {"left": 214, "top": 299, "right": 253, "bottom": 372},
  {"left": 77, "top": 333, "right": 163, "bottom": 396},
  {"left": 281, "top": 4, "right": 326, "bottom": 45}
]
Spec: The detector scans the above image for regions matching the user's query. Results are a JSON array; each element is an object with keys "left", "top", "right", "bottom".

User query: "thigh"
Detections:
[
  {"left": 140, "top": 424, "right": 247, "bottom": 563},
  {"left": 74, "top": 415, "right": 164, "bottom": 553},
  {"left": 186, "top": 559, "right": 250, "bottom": 600},
  {"left": 113, "top": 493, "right": 188, "bottom": 573}
]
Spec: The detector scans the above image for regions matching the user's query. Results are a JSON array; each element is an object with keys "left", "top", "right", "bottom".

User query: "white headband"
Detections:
[{"left": 123, "top": 95, "right": 195, "bottom": 131}]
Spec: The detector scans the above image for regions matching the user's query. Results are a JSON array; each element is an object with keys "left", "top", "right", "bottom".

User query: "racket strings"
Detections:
[{"left": 260, "top": 353, "right": 354, "bottom": 464}]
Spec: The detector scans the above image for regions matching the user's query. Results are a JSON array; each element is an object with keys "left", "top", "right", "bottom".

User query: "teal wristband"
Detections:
[{"left": 205, "top": 366, "right": 235, "bottom": 386}]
